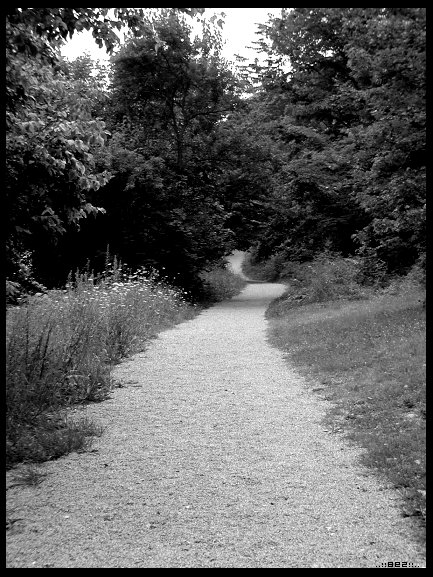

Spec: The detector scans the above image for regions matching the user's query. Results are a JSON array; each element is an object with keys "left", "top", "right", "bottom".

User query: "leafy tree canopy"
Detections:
[{"left": 244, "top": 8, "right": 425, "bottom": 276}]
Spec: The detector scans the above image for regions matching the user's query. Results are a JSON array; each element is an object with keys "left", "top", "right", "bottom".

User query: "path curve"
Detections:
[{"left": 6, "top": 255, "right": 425, "bottom": 568}]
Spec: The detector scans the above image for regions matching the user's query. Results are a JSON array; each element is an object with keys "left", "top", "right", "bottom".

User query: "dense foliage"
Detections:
[
  {"left": 74, "top": 10, "right": 243, "bottom": 292},
  {"left": 243, "top": 8, "right": 426, "bottom": 279},
  {"left": 6, "top": 7, "right": 426, "bottom": 302}
]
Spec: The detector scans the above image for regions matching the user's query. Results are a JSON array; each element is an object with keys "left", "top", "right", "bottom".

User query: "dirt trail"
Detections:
[{"left": 6, "top": 253, "right": 425, "bottom": 568}]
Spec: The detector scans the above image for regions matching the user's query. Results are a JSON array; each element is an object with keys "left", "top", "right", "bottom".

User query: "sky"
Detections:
[{"left": 60, "top": 8, "right": 283, "bottom": 65}]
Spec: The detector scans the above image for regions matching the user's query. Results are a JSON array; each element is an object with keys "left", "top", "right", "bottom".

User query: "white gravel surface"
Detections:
[{"left": 6, "top": 253, "right": 426, "bottom": 568}]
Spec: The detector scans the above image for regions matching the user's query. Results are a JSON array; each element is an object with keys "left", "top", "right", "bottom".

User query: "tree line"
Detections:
[{"left": 6, "top": 8, "right": 426, "bottom": 301}]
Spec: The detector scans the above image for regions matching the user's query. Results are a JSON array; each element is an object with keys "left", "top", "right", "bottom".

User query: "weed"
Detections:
[
  {"left": 6, "top": 411, "right": 104, "bottom": 467},
  {"left": 10, "top": 463, "right": 47, "bottom": 487}
]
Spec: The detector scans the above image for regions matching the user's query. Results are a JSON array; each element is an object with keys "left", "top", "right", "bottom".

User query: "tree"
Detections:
[
  {"left": 60, "top": 9, "right": 242, "bottom": 292},
  {"left": 6, "top": 52, "right": 112, "bottom": 285},
  {"left": 6, "top": 7, "right": 206, "bottom": 291},
  {"left": 109, "top": 10, "right": 236, "bottom": 171},
  {"left": 341, "top": 9, "right": 426, "bottom": 273},
  {"left": 6, "top": 8, "right": 205, "bottom": 59},
  {"left": 245, "top": 8, "right": 426, "bottom": 276},
  {"left": 210, "top": 96, "right": 284, "bottom": 250}
]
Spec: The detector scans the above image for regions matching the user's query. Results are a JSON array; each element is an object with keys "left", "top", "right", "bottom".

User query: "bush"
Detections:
[
  {"left": 266, "top": 252, "right": 372, "bottom": 318},
  {"left": 298, "top": 253, "right": 368, "bottom": 302},
  {"left": 378, "top": 262, "right": 426, "bottom": 306},
  {"left": 241, "top": 250, "right": 285, "bottom": 282},
  {"left": 199, "top": 265, "right": 247, "bottom": 302},
  {"left": 354, "top": 252, "right": 389, "bottom": 287}
]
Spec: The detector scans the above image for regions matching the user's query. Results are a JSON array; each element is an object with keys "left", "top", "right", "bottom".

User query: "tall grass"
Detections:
[
  {"left": 6, "top": 263, "right": 197, "bottom": 467},
  {"left": 6, "top": 258, "right": 246, "bottom": 468}
]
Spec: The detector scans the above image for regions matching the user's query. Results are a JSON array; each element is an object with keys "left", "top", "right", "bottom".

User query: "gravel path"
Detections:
[{"left": 6, "top": 253, "right": 426, "bottom": 568}]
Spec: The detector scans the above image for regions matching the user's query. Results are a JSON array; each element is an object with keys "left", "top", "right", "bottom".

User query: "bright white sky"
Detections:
[{"left": 60, "top": 8, "right": 283, "bottom": 65}]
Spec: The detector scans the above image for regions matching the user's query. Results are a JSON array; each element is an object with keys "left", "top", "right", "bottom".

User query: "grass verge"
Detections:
[{"left": 264, "top": 258, "right": 426, "bottom": 544}]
